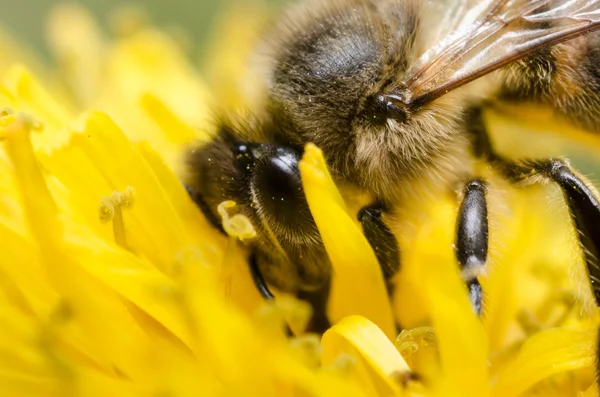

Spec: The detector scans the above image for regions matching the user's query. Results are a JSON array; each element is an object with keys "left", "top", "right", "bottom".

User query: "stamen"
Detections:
[
  {"left": 397, "top": 341, "right": 419, "bottom": 358},
  {"left": 0, "top": 110, "right": 60, "bottom": 250},
  {"left": 111, "top": 203, "right": 127, "bottom": 249},
  {"left": 395, "top": 327, "right": 437, "bottom": 359},
  {"left": 517, "top": 263, "right": 581, "bottom": 335},
  {"left": 254, "top": 295, "right": 311, "bottom": 337},
  {"left": 98, "top": 197, "right": 115, "bottom": 223},
  {"left": 289, "top": 334, "right": 322, "bottom": 368},
  {"left": 254, "top": 300, "right": 288, "bottom": 336},
  {"left": 517, "top": 290, "right": 578, "bottom": 335},
  {"left": 0, "top": 109, "right": 43, "bottom": 137},
  {"left": 324, "top": 353, "right": 357, "bottom": 375},
  {"left": 275, "top": 294, "right": 312, "bottom": 335},
  {"left": 98, "top": 186, "right": 136, "bottom": 250},
  {"left": 217, "top": 201, "right": 256, "bottom": 241},
  {"left": 0, "top": 107, "right": 16, "bottom": 128}
]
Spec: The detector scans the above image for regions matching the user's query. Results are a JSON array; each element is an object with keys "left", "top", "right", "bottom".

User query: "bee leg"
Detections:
[
  {"left": 297, "top": 283, "right": 332, "bottom": 334},
  {"left": 498, "top": 159, "right": 600, "bottom": 306},
  {"left": 251, "top": 252, "right": 331, "bottom": 335},
  {"left": 497, "top": 159, "right": 600, "bottom": 383},
  {"left": 467, "top": 108, "right": 600, "bottom": 305},
  {"left": 249, "top": 252, "right": 275, "bottom": 300},
  {"left": 455, "top": 180, "right": 489, "bottom": 315},
  {"left": 358, "top": 203, "right": 401, "bottom": 294},
  {"left": 467, "top": 107, "right": 600, "bottom": 381}
]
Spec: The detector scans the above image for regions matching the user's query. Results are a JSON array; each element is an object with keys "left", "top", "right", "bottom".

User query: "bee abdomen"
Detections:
[{"left": 501, "top": 32, "right": 600, "bottom": 132}]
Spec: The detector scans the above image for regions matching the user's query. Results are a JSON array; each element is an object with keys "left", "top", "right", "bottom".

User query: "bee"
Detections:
[{"left": 185, "top": 0, "right": 600, "bottom": 337}]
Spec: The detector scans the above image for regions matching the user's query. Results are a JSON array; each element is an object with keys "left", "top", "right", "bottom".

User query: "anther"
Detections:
[
  {"left": 217, "top": 200, "right": 257, "bottom": 241},
  {"left": 325, "top": 353, "right": 357, "bottom": 375},
  {"left": 289, "top": 334, "right": 322, "bottom": 368},
  {"left": 98, "top": 186, "right": 136, "bottom": 250},
  {"left": 275, "top": 294, "right": 312, "bottom": 335},
  {"left": 0, "top": 107, "right": 16, "bottom": 129},
  {"left": 395, "top": 327, "right": 437, "bottom": 359},
  {"left": 98, "top": 197, "right": 115, "bottom": 223},
  {"left": 0, "top": 109, "right": 43, "bottom": 137}
]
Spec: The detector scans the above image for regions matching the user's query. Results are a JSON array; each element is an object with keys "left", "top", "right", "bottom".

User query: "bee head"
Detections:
[{"left": 263, "top": 0, "right": 464, "bottom": 197}]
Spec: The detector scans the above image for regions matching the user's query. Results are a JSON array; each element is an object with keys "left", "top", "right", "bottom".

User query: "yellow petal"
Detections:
[
  {"left": 140, "top": 93, "right": 205, "bottom": 144},
  {"left": 1, "top": 114, "right": 61, "bottom": 247},
  {"left": 2, "top": 66, "right": 75, "bottom": 151},
  {"left": 68, "top": 111, "right": 194, "bottom": 273},
  {"left": 0, "top": 372, "right": 60, "bottom": 397},
  {"left": 582, "top": 383, "right": 599, "bottom": 397},
  {"left": 63, "top": 227, "right": 194, "bottom": 349},
  {"left": 75, "top": 368, "right": 141, "bottom": 397},
  {"left": 416, "top": 200, "right": 490, "bottom": 397},
  {"left": 481, "top": 186, "right": 527, "bottom": 353},
  {"left": 299, "top": 143, "right": 396, "bottom": 339},
  {"left": 136, "top": 140, "right": 225, "bottom": 258},
  {"left": 101, "top": 28, "right": 214, "bottom": 130},
  {"left": 38, "top": 142, "right": 114, "bottom": 241},
  {"left": 1, "top": 116, "right": 154, "bottom": 381},
  {"left": 492, "top": 326, "right": 596, "bottom": 397},
  {"left": 322, "top": 315, "right": 410, "bottom": 396},
  {"left": 0, "top": 222, "right": 57, "bottom": 319}
]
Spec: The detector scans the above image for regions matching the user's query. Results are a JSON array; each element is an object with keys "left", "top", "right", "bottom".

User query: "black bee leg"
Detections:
[
  {"left": 455, "top": 180, "right": 489, "bottom": 315},
  {"left": 499, "top": 159, "right": 600, "bottom": 382},
  {"left": 297, "top": 283, "right": 332, "bottom": 334},
  {"left": 249, "top": 252, "right": 275, "bottom": 300},
  {"left": 358, "top": 203, "right": 401, "bottom": 294},
  {"left": 498, "top": 159, "right": 600, "bottom": 306},
  {"left": 467, "top": 107, "right": 600, "bottom": 382},
  {"left": 467, "top": 107, "right": 600, "bottom": 304}
]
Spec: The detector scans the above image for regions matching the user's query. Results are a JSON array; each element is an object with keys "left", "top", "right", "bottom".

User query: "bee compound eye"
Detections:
[{"left": 250, "top": 147, "right": 310, "bottom": 225}]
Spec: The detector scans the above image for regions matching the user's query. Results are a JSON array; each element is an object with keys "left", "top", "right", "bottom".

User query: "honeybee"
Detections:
[{"left": 185, "top": 0, "right": 600, "bottom": 337}]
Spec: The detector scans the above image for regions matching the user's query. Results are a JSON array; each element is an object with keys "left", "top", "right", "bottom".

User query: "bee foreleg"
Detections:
[
  {"left": 455, "top": 180, "right": 489, "bottom": 315},
  {"left": 358, "top": 203, "right": 401, "bottom": 289},
  {"left": 249, "top": 252, "right": 276, "bottom": 300}
]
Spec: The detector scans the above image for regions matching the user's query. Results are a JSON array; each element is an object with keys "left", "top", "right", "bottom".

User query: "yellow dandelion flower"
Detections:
[{"left": 0, "top": 2, "right": 598, "bottom": 397}]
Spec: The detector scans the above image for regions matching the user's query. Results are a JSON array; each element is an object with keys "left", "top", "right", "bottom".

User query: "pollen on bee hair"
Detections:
[{"left": 217, "top": 200, "right": 257, "bottom": 241}]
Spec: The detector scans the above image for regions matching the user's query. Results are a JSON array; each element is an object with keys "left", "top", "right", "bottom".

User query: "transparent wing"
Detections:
[
  {"left": 426, "top": 0, "right": 486, "bottom": 42},
  {"left": 401, "top": 0, "right": 600, "bottom": 107}
]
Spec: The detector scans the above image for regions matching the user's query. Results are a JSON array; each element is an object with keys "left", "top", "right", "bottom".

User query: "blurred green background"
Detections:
[{"left": 0, "top": 0, "right": 283, "bottom": 59}]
